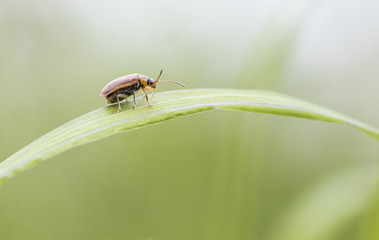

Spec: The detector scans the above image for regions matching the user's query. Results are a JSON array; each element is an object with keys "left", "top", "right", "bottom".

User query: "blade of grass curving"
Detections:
[{"left": 1, "top": 88, "right": 378, "bottom": 186}]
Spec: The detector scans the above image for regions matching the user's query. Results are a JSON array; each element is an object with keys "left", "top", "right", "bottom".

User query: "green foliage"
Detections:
[{"left": 1, "top": 88, "right": 378, "bottom": 186}]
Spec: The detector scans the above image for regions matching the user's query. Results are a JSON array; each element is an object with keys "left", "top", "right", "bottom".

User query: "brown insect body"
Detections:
[
  {"left": 100, "top": 74, "right": 148, "bottom": 104},
  {"left": 100, "top": 70, "right": 185, "bottom": 113}
]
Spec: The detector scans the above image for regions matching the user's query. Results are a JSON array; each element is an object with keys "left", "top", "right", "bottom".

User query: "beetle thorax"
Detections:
[
  {"left": 139, "top": 75, "right": 149, "bottom": 86},
  {"left": 139, "top": 75, "right": 156, "bottom": 89}
]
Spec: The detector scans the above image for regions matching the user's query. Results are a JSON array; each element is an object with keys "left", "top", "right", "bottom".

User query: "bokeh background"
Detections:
[{"left": 1, "top": 0, "right": 379, "bottom": 239}]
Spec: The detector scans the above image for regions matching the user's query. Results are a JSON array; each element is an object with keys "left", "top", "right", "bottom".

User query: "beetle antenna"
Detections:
[
  {"left": 156, "top": 69, "right": 163, "bottom": 81},
  {"left": 157, "top": 80, "right": 186, "bottom": 88},
  {"left": 156, "top": 69, "right": 186, "bottom": 88}
]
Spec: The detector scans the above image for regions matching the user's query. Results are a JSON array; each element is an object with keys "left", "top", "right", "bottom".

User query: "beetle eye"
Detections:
[{"left": 147, "top": 79, "right": 153, "bottom": 86}]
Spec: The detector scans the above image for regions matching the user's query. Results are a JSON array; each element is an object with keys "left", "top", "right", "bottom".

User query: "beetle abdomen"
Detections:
[
  {"left": 123, "top": 81, "right": 141, "bottom": 95},
  {"left": 107, "top": 92, "right": 126, "bottom": 104},
  {"left": 106, "top": 81, "right": 141, "bottom": 104}
]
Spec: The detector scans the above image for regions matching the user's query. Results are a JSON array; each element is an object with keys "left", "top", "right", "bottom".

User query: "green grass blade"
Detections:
[{"left": 1, "top": 88, "right": 378, "bottom": 185}]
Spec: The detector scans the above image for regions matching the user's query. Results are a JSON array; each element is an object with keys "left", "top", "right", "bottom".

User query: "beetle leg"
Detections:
[
  {"left": 142, "top": 88, "right": 152, "bottom": 107},
  {"left": 113, "top": 94, "right": 128, "bottom": 114},
  {"left": 150, "top": 91, "right": 156, "bottom": 104},
  {"left": 113, "top": 95, "right": 122, "bottom": 114},
  {"left": 132, "top": 93, "right": 137, "bottom": 109}
]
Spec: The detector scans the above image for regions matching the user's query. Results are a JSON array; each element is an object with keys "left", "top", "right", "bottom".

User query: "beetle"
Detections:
[{"left": 100, "top": 70, "right": 186, "bottom": 113}]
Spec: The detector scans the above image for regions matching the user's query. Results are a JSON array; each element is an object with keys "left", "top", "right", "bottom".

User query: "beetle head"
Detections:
[{"left": 147, "top": 78, "right": 157, "bottom": 89}]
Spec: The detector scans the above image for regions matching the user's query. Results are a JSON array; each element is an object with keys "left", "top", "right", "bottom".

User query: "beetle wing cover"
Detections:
[{"left": 100, "top": 74, "right": 139, "bottom": 97}]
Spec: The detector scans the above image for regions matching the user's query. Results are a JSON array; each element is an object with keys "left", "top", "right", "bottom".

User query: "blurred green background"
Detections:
[{"left": 1, "top": 0, "right": 379, "bottom": 239}]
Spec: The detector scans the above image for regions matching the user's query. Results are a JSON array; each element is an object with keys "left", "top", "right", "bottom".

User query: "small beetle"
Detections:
[{"left": 100, "top": 70, "right": 185, "bottom": 113}]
